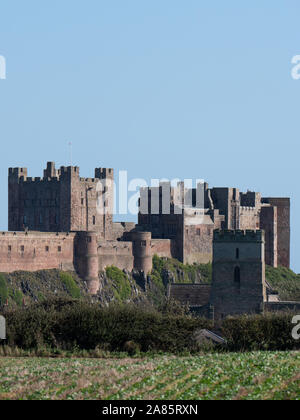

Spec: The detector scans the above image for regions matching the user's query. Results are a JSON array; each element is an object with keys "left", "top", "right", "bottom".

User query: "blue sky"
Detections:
[{"left": 0, "top": 1, "right": 299, "bottom": 271}]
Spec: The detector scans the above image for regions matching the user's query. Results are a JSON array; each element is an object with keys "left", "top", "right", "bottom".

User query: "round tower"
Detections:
[
  {"left": 132, "top": 232, "right": 152, "bottom": 274},
  {"left": 84, "top": 231, "right": 99, "bottom": 295}
]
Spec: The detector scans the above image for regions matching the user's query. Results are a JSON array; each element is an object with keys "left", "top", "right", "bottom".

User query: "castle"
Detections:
[{"left": 2, "top": 162, "right": 291, "bottom": 300}]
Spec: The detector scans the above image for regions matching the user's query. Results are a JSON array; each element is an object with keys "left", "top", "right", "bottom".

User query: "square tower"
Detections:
[
  {"left": 210, "top": 230, "right": 266, "bottom": 319},
  {"left": 8, "top": 163, "right": 114, "bottom": 238}
]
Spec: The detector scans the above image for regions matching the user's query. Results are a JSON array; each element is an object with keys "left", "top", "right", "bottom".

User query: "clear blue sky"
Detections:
[{"left": 0, "top": 1, "right": 299, "bottom": 271}]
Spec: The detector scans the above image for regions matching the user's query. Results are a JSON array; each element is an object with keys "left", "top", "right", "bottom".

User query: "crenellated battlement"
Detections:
[
  {"left": 8, "top": 167, "right": 28, "bottom": 180},
  {"left": 9, "top": 163, "right": 115, "bottom": 184},
  {"left": 213, "top": 229, "right": 264, "bottom": 242},
  {"left": 59, "top": 166, "right": 80, "bottom": 178},
  {"left": 95, "top": 168, "right": 114, "bottom": 179},
  {"left": 0, "top": 231, "right": 76, "bottom": 238}
]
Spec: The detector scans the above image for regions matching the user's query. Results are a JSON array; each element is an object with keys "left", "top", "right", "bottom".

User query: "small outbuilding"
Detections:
[{"left": 0, "top": 315, "right": 6, "bottom": 340}]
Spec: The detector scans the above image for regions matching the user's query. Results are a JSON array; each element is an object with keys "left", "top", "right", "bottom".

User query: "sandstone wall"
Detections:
[
  {"left": 151, "top": 239, "right": 173, "bottom": 258},
  {"left": 0, "top": 232, "right": 75, "bottom": 273},
  {"left": 262, "top": 198, "right": 290, "bottom": 268},
  {"left": 97, "top": 241, "right": 134, "bottom": 272}
]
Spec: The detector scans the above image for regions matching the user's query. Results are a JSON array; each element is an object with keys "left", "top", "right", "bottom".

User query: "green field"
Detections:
[{"left": 0, "top": 352, "right": 299, "bottom": 400}]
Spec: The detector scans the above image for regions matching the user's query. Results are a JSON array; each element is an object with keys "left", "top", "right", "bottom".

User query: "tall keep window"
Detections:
[
  {"left": 236, "top": 248, "right": 240, "bottom": 259},
  {"left": 234, "top": 266, "right": 241, "bottom": 293}
]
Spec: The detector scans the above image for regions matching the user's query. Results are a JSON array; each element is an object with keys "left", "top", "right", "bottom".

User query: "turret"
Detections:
[
  {"left": 44, "top": 162, "right": 58, "bottom": 179},
  {"left": 95, "top": 168, "right": 114, "bottom": 180},
  {"left": 8, "top": 168, "right": 28, "bottom": 231},
  {"left": 8, "top": 167, "right": 28, "bottom": 182},
  {"left": 132, "top": 231, "right": 152, "bottom": 274},
  {"left": 75, "top": 231, "right": 100, "bottom": 295},
  {"left": 59, "top": 166, "right": 80, "bottom": 180}
]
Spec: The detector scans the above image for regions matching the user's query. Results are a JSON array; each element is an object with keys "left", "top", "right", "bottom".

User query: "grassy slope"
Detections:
[
  {"left": 1, "top": 257, "right": 300, "bottom": 307},
  {"left": 0, "top": 352, "right": 299, "bottom": 400},
  {"left": 266, "top": 266, "right": 300, "bottom": 301},
  {"left": 0, "top": 271, "right": 89, "bottom": 307}
]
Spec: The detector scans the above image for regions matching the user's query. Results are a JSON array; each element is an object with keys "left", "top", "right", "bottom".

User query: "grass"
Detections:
[
  {"left": 266, "top": 266, "right": 300, "bottom": 301},
  {"left": 0, "top": 270, "right": 88, "bottom": 308},
  {"left": 152, "top": 255, "right": 212, "bottom": 284},
  {"left": 105, "top": 266, "right": 132, "bottom": 301},
  {"left": 60, "top": 272, "right": 81, "bottom": 299},
  {"left": 0, "top": 352, "right": 299, "bottom": 400}
]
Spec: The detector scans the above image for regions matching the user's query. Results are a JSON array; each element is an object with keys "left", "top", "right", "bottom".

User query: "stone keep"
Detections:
[
  {"left": 210, "top": 230, "right": 267, "bottom": 319},
  {"left": 8, "top": 163, "right": 114, "bottom": 239}
]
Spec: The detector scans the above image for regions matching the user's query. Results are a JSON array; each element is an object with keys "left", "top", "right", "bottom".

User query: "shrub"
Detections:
[
  {"left": 1, "top": 299, "right": 212, "bottom": 353},
  {"left": 2, "top": 299, "right": 299, "bottom": 354},
  {"left": 123, "top": 341, "right": 141, "bottom": 356},
  {"left": 11, "top": 289, "right": 23, "bottom": 307},
  {"left": 0, "top": 274, "right": 8, "bottom": 306},
  {"left": 221, "top": 312, "right": 300, "bottom": 351}
]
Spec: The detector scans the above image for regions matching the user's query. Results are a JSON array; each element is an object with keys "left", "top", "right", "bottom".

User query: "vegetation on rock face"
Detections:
[
  {"left": 0, "top": 257, "right": 299, "bottom": 308},
  {"left": 0, "top": 274, "right": 8, "bottom": 305},
  {"left": 266, "top": 265, "right": 300, "bottom": 301},
  {"left": 59, "top": 272, "right": 81, "bottom": 299},
  {"left": 152, "top": 255, "right": 212, "bottom": 284},
  {"left": 0, "top": 270, "right": 88, "bottom": 308},
  {"left": 105, "top": 266, "right": 132, "bottom": 301}
]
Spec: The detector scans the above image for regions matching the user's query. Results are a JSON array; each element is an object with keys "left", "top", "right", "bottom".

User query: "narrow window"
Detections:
[
  {"left": 197, "top": 229, "right": 201, "bottom": 236},
  {"left": 93, "top": 215, "right": 96, "bottom": 225},
  {"left": 234, "top": 267, "right": 241, "bottom": 293},
  {"left": 20, "top": 246, "right": 24, "bottom": 252},
  {"left": 236, "top": 248, "right": 239, "bottom": 259},
  {"left": 45, "top": 246, "right": 49, "bottom": 252},
  {"left": 58, "top": 246, "right": 62, "bottom": 253},
  {"left": 8, "top": 245, "right": 11, "bottom": 252}
]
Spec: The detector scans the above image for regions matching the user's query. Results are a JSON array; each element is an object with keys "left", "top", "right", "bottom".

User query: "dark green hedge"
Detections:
[
  {"left": 1, "top": 299, "right": 211, "bottom": 353},
  {"left": 1, "top": 299, "right": 299, "bottom": 353},
  {"left": 220, "top": 312, "right": 300, "bottom": 351}
]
